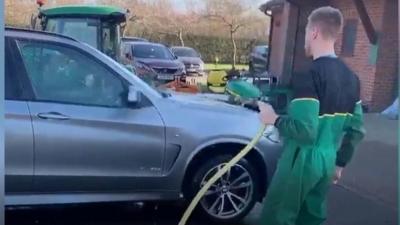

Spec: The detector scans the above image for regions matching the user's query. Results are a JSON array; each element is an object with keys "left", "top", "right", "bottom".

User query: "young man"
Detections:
[{"left": 258, "top": 6, "right": 365, "bottom": 225}]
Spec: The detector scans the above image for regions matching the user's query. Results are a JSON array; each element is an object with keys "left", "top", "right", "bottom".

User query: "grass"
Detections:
[{"left": 204, "top": 63, "right": 249, "bottom": 71}]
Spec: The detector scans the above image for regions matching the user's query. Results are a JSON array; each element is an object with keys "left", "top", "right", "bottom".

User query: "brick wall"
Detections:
[
  {"left": 372, "top": 0, "right": 399, "bottom": 110},
  {"left": 331, "top": 0, "right": 386, "bottom": 110}
]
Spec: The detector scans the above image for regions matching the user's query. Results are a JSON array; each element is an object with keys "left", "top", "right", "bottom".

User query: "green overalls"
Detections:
[{"left": 260, "top": 56, "right": 365, "bottom": 225}]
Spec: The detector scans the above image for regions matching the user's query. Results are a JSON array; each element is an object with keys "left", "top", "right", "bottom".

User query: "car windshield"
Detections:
[
  {"left": 132, "top": 44, "right": 174, "bottom": 60},
  {"left": 46, "top": 18, "right": 120, "bottom": 59},
  {"left": 46, "top": 18, "right": 99, "bottom": 50},
  {"left": 172, "top": 48, "right": 199, "bottom": 57}
]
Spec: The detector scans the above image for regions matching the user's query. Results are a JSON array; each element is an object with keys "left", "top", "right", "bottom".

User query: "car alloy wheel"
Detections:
[
  {"left": 191, "top": 155, "right": 259, "bottom": 223},
  {"left": 199, "top": 163, "right": 253, "bottom": 219}
]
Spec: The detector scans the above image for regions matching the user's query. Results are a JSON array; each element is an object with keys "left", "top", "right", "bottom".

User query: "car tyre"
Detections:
[{"left": 190, "top": 155, "right": 259, "bottom": 224}]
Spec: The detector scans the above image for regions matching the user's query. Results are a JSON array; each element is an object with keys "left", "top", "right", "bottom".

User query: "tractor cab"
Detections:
[
  {"left": 32, "top": 1, "right": 201, "bottom": 94},
  {"left": 35, "top": 2, "right": 127, "bottom": 61}
]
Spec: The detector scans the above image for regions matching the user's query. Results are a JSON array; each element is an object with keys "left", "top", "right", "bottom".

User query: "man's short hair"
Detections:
[{"left": 308, "top": 6, "right": 344, "bottom": 40}]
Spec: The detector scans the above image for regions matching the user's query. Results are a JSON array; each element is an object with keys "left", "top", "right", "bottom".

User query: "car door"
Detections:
[
  {"left": 5, "top": 37, "right": 35, "bottom": 194},
  {"left": 14, "top": 38, "right": 166, "bottom": 193}
]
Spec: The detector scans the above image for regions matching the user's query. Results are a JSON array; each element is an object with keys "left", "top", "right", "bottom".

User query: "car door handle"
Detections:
[{"left": 37, "top": 112, "right": 70, "bottom": 120}]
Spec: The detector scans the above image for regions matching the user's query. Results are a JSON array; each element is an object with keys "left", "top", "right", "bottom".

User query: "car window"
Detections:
[
  {"left": 16, "top": 40, "right": 127, "bottom": 108},
  {"left": 102, "top": 22, "right": 120, "bottom": 59},
  {"left": 172, "top": 48, "right": 199, "bottom": 57},
  {"left": 46, "top": 18, "right": 99, "bottom": 49},
  {"left": 255, "top": 46, "right": 268, "bottom": 55},
  {"left": 132, "top": 44, "right": 174, "bottom": 60}
]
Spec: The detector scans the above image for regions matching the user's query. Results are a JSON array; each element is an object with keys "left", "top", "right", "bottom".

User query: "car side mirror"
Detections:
[
  {"left": 174, "top": 55, "right": 179, "bottom": 60},
  {"left": 128, "top": 85, "right": 141, "bottom": 104}
]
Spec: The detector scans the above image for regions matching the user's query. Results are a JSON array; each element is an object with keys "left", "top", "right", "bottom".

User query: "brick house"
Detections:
[{"left": 260, "top": 0, "right": 398, "bottom": 111}]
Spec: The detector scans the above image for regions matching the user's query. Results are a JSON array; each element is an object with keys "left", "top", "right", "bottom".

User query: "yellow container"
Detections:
[{"left": 207, "top": 70, "right": 227, "bottom": 93}]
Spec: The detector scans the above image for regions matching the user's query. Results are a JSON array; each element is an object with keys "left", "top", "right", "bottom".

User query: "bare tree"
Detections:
[
  {"left": 6, "top": 0, "right": 39, "bottom": 27},
  {"left": 154, "top": 1, "right": 186, "bottom": 46},
  {"left": 147, "top": 0, "right": 201, "bottom": 46},
  {"left": 120, "top": 9, "right": 142, "bottom": 37},
  {"left": 202, "top": 0, "right": 254, "bottom": 69}
]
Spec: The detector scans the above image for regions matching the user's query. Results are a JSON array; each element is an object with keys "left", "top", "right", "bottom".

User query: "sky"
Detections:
[
  {"left": 171, "top": 0, "right": 187, "bottom": 11},
  {"left": 171, "top": 0, "right": 267, "bottom": 12}
]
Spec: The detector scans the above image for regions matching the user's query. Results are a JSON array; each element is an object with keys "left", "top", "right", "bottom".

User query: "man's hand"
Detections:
[
  {"left": 333, "top": 166, "right": 344, "bottom": 184},
  {"left": 258, "top": 101, "right": 278, "bottom": 125}
]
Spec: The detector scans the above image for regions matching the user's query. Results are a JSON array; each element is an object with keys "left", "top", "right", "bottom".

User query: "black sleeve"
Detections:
[
  {"left": 290, "top": 70, "right": 320, "bottom": 100},
  {"left": 336, "top": 74, "right": 365, "bottom": 167}
]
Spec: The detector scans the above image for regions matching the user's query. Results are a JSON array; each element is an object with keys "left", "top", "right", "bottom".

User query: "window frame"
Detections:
[
  {"left": 6, "top": 37, "right": 36, "bottom": 101},
  {"left": 341, "top": 19, "right": 358, "bottom": 57},
  {"left": 13, "top": 37, "right": 132, "bottom": 109},
  {"left": 5, "top": 37, "right": 21, "bottom": 100}
]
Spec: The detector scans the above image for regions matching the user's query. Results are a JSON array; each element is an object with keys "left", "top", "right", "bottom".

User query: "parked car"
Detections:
[
  {"left": 121, "top": 42, "right": 186, "bottom": 83},
  {"left": 171, "top": 46, "right": 205, "bottom": 76},
  {"left": 121, "top": 36, "right": 149, "bottom": 42},
  {"left": 5, "top": 27, "right": 282, "bottom": 223},
  {"left": 249, "top": 45, "right": 269, "bottom": 73}
]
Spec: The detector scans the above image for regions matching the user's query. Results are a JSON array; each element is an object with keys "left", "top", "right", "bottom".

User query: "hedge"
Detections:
[{"left": 7, "top": 22, "right": 267, "bottom": 65}]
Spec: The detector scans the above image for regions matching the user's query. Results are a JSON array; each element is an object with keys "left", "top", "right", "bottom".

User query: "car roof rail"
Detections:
[{"left": 5, "top": 26, "right": 78, "bottom": 42}]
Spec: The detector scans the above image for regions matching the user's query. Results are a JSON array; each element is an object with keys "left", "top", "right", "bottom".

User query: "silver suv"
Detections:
[{"left": 5, "top": 28, "right": 281, "bottom": 223}]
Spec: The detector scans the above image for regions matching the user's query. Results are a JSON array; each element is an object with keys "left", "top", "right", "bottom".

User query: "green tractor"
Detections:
[{"left": 32, "top": 0, "right": 128, "bottom": 61}]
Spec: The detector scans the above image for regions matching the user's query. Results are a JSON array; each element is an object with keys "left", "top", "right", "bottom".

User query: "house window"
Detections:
[{"left": 341, "top": 19, "right": 358, "bottom": 56}]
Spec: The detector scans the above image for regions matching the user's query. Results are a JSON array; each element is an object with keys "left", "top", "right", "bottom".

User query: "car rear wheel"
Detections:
[{"left": 190, "top": 155, "right": 259, "bottom": 223}]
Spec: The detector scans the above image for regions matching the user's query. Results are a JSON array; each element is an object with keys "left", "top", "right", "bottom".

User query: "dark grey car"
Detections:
[
  {"left": 5, "top": 28, "right": 282, "bottom": 223},
  {"left": 171, "top": 46, "right": 205, "bottom": 76},
  {"left": 121, "top": 42, "right": 186, "bottom": 82},
  {"left": 249, "top": 45, "right": 269, "bottom": 73}
]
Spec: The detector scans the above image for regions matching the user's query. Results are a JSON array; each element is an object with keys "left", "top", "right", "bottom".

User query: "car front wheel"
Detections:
[{"left": 190, "top": 155, "right": 259, "bottom": 223}]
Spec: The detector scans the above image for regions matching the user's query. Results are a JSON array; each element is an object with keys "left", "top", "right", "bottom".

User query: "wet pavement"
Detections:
[{"left": 6, "top": 114, "right": 398, "bottom": 225}]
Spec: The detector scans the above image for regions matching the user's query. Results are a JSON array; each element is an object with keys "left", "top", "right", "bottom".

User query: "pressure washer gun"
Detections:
[{"left": 225, "top": 78, "right": 272, "bottom": 112}]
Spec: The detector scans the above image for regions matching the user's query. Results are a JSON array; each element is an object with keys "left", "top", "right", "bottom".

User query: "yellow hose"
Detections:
[{"left": 178, "top": 124, "right": 267, "bottom": 225}]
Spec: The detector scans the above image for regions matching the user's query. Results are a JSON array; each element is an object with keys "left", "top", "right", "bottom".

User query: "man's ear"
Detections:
[{"left": 312, "top": 27, "right": 319, "bottom": 40}]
